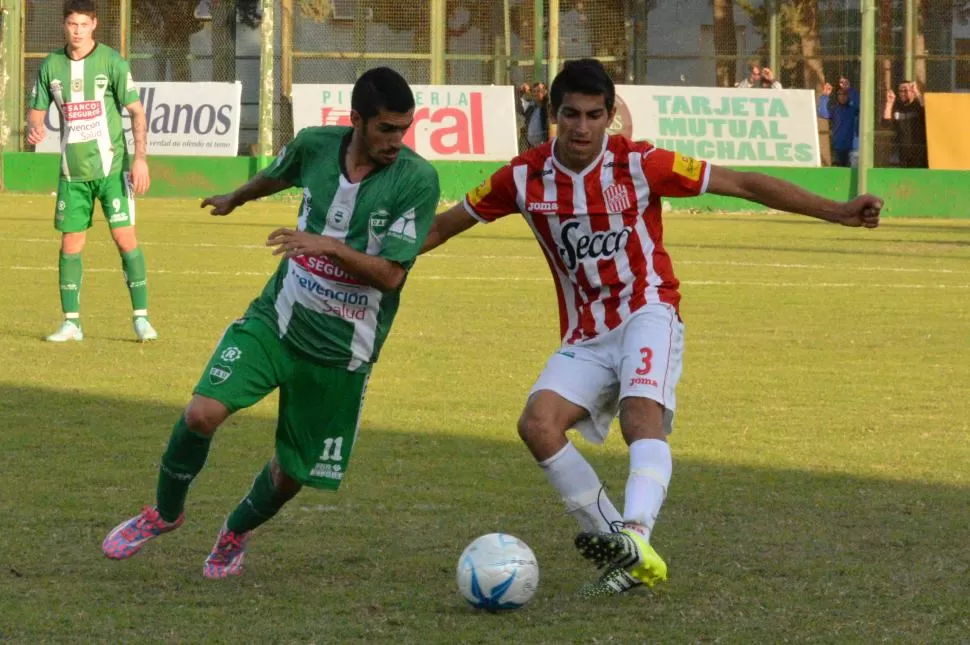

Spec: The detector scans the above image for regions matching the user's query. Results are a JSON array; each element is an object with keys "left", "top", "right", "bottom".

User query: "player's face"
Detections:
[
  {"left": 64, "top": 13, "right": 97, "bottom": 50},
  {"left": 553, "top": 92, "right": 615, "bottom": 165},
  {"left": 357, "top": 108, "right": 414, "bottom": 165}
]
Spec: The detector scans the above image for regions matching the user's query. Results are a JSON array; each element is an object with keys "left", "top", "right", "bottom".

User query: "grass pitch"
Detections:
[{"left": 0, "top": 193, "right": 968, "bottom": 643}]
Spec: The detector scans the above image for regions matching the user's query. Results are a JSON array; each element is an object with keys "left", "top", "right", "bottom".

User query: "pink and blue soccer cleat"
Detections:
[
  {"left": 102, "top": 506, "right": 184, "bottom": 560},
  {"left": 203, "top": 524, "right": 252, "bottom": 579}
]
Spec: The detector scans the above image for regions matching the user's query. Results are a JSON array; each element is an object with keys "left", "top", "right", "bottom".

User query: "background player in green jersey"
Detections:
[
  {"left": 27, "top": 0, "right": 155, "bottom": 343},
  {"left": 102, "top": 67, "right": 441, "bottom": 578}
]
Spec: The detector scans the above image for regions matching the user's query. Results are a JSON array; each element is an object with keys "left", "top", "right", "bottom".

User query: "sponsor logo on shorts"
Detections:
[
  {"left": 309, "top": 462, "right": 344, "bottom": 480},
  {"left": 629, "top": 376, "right": 659, "bottom": 388},
  {"left": 57, "top": 200, "right": 66, "bottom": 212},
  {"left": 209, "top": 364, "right": 232, "bottom": 385},
  {"left": 220, "top": 346, "right": 242, "bottom": 363},
  {"left": 109, "top": 212, "right": 128, "bottom": 224}
]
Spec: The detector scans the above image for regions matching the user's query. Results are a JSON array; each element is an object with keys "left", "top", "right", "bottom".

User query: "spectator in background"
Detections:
[
  {"left": 819, "top": 83, "right": 859, "bottom": 167},
  {"left": 736, "top": 63, "right": 782, "bottom": 89},
  {"left": 516, "top": 82, "right": 532, "bottom": 151},
  {"left": 838, "top": 75, "right": 861, "bottom": 107},
  {"left": 883, "top": 81, "right": 928, "bottom": 168},
  {"left": 525, "top": 82, "right": 549, "bottom": 148}
]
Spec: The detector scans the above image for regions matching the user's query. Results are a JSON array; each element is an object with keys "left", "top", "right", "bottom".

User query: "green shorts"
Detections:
[
  {"left": 54, "top": 172, "right": 135, "bottom": 233},
  {"left": 194, "top": 316, "right": 370, "bottom": 490}
]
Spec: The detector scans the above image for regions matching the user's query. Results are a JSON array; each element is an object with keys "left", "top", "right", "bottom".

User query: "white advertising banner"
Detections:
[
  {"left": 613, "top": 85, "right": 821, "bottom": 167},
  {"left": 36, "top": 82, "right": 243, "bottom": 157},
  {"left": 291, "top": 84, "right": 518, "bottom": 161}
]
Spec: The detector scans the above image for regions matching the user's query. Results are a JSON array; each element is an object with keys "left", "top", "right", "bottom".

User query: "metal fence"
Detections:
[{"left": 2, "top": 0, "right": 968, "bottom": 164}]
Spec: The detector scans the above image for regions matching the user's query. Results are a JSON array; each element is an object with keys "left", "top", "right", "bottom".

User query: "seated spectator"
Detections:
[
  {"left": 883, "top": 81, "right": 928, "bottom": 168},
  {"left": 819, "top": 83, "right": 859, "bottom": 167}
]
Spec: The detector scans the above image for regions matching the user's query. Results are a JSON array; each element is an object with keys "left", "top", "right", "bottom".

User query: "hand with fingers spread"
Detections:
[
  {"left": 835, "top": 195, "right": 882, "bottom": 228},
  {"left": 266, "top": 228, "right": 335, "bottom": 259},
  {"left": 201, "top": 193, "right": 239, "bottom": 216}
]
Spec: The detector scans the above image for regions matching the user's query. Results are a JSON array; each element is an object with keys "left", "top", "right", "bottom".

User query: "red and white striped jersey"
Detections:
[{"left": 463, "top": 134, "right": 710, "bottom": 344}]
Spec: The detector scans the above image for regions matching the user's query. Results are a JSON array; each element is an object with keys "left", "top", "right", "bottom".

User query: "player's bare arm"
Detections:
[
  {"left": 26, "top": 109, "right": 47, "bottom": 146},
  {"left": 420, "top": 203, "right": 479, "bottom": 254},
  {"left": 126, "top": 100, "right": 150, "bottom": 195},
  {"left": 706, "top": 165, "right": 882, "bottom": 228},
  {"left": 200, "top": 174, "right": 293, "bottom": 216},
  {"left": 265, "top": 228, "right": 406, "bottom": 292}
]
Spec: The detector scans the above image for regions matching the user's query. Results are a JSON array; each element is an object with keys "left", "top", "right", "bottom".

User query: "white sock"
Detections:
[
  {"left": 622, "top": 438, "right": 672, "bottom": 542},
  {"left": 539, "top": 442, "right": 622, "bottom": 532}
]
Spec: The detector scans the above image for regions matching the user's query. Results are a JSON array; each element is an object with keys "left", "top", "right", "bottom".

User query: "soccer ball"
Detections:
[{"left": 456, "top": 533, "right": 539, "bottom": 611}]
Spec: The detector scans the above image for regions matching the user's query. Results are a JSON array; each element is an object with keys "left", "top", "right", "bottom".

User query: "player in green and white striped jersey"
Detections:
[
  {"left": 27, "top": 0, "right": 155, "bottom": 342},
  {"left": 101, "top": 67, "right": 441, "bottom": 578}
]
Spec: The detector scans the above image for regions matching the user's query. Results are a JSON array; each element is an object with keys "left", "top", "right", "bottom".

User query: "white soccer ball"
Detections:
[{"left": 456, "top": 533, "right": 540, "bottom": 611}]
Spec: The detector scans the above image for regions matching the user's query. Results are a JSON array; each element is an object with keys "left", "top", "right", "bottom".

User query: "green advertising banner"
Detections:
[{"left": 613, "top": 86, "right": 821, "bottom": 167}]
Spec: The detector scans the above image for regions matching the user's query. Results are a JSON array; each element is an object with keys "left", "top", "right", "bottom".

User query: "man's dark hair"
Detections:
[
  {"left": 64, "top": 0, "right": 97, "bottom": 19},
  {"left": 550, "top": 58, "right": 615, "bottom": 114},
  {"left": 351, "top": 67, "right": 415, "bottom": 120}
]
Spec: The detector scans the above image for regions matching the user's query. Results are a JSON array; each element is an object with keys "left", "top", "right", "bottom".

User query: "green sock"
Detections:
[
  {"left": 226, "top": 463, "right": 286, "bottom": 534},
  {"left": 58, "top": 251, "right": 83, "bottom": 319},
  {"left": 121, "top": 247, "right": 149, "bottom": 316},
  {"left": 156, "top": 415, "right": 212, "bottom": 523}
]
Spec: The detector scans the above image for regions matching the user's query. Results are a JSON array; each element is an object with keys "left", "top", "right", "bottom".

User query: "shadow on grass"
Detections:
[{"left": 1, "top": 384, "right": 968, "bottom": 643}]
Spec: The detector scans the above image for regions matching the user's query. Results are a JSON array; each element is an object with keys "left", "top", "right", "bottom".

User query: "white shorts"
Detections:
[{"left": 529, "top": 303, "right": 685, "bottom": 444}]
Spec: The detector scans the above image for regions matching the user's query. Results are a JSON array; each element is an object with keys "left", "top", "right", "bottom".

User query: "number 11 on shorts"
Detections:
[{"left": 318, "top": 437, "right": 344, "bottom": 462}]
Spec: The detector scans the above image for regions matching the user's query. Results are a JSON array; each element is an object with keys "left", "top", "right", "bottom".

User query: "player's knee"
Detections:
[
  {"left": 111, "top": 227, "right": 138, "bottom": 253},
  {"left": 270, "top": 457, "right": 302, "bottom": 503},
  {"left": 183, "top": 397, "right": 229, "bottom": 436},
  {"left": 61, "top": 233, "right": 86, "bottom": 254},
  {"left": 517, "top": 410, "right": 559, "bottom": 445}
]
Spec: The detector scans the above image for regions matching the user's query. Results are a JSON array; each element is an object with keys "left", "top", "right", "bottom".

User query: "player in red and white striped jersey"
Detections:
[{"left": 422, "top": 59, "right": 881, "bottom": 597}]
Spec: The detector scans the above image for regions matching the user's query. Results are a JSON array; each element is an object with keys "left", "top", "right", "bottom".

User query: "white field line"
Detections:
[
  {"left": 6, "top": 265, "right": 969, "bottom": 289},
  {"left": 1, "top": 236, "right": 966, "bottom": 275}
]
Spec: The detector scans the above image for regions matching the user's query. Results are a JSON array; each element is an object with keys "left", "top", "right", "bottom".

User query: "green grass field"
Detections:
[{"left": 1, "top": 193, "right": 968, "bottom": 643}]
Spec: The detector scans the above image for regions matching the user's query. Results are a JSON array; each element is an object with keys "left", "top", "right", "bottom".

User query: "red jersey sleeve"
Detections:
[
  {"left": 463, "top": 163, "right": 519, "bottom": 223},
  {"left": 641, "top": 147, "right": 711, "bottom": 198}
]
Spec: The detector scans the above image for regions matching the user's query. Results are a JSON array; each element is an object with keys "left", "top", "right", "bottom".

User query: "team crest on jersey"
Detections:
[
  {"left": 603, "top": 184, "right": 632, "bottom": 213},
  {"left": 369, "top": 208, "right": 390, "bottom": 231},
  {"left": 95, "top": 74, "right": 109, "bottom": 91}
]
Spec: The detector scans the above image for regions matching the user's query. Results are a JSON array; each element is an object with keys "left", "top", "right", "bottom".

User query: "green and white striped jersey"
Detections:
[
  {"left": 249, "top": 126, "right": 440, "bottom": 371},
  {"left": 30, "top": 44, "right": 140, "bottom": 182}
]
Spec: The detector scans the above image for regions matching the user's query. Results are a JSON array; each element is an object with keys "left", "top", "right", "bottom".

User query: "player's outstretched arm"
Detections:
[
  {"left": 201, "top": 174, "right": 293, "bottom": 217},
  {"left": 420, "top": 203, "right": 479, "bottom": 254},
  {"left": 706, "top": 165, "right": 881, "bottom": 228}
]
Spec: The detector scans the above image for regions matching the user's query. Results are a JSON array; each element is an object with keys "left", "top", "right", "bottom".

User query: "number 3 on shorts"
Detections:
[{"left": 636, "top": 347, "right": 654, "bottom": 375}]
